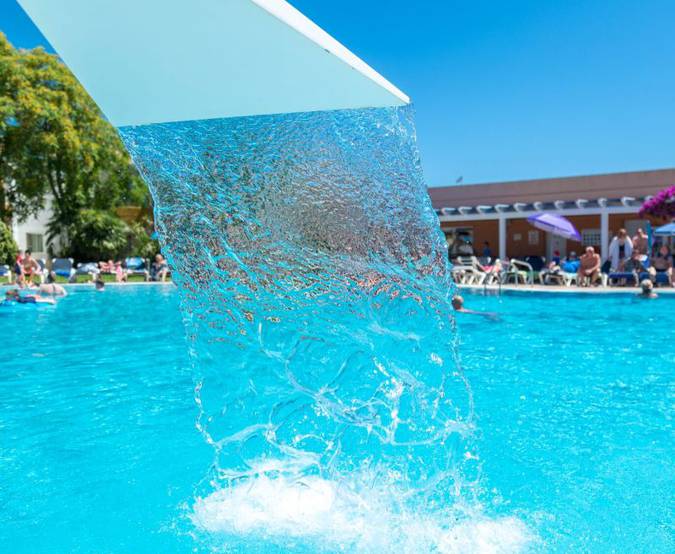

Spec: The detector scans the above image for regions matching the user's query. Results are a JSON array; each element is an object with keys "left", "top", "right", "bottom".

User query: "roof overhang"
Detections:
[
  {"left": 17, "top": 0, "right": 409, "bottom": 126},
  {"left": 435, "top": 197, "right": 653, "bottom": 222}
]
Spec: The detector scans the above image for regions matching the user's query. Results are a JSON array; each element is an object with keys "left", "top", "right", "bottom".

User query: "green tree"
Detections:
[
  {"left": 0, "top": 220, "right": 17, "bottom": 266},
  {"left": 0, "top": 33, "right": 148, "bottom": 247},
  {"left": 66, "top": 209, "right": 128, "bottom": 261}
]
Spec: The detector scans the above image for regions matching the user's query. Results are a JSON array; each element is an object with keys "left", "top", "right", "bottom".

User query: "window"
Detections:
[
  {"left": 581, "top": 229, "right": 601, "bottom": 248},
  {"left": 528, "top": 230, "right": 539, "bottom": 245},
  {"left": 443, "top": 227, "right": 474, "bottom": 257},
  {"left": 26, "top": 233, "right": 44, "bottom": 253}
]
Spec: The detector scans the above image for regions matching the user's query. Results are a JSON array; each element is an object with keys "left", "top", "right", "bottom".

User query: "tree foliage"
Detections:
[
  {"left": 0, "top": 220, "right": 17, "bottom": 266},
  {"left": 0, "top": 32, "right": 149, "bottom": 249}
]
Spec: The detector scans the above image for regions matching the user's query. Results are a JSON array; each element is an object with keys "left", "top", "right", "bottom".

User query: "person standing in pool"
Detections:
[
  {"left": 636, "top": 279, "right": 658, "bottom": 299},
  {"left": 451, "top": 295, "right": 498, "bottom": 319}
]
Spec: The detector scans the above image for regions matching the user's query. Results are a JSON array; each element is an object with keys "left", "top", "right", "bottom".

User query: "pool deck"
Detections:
[{"left": 459, "top": 283, "right": 675, "bottom": 295}]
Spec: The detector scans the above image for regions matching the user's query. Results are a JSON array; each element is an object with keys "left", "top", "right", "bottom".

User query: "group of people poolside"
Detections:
[
  {"left": 4, "top": 252, "right": 172, "bottom": 306},
  {"left": 11, "top": 251, "right": 171, "bottom": 286},
  {"left": 572, "top": 228, "right": 672, "bottom": 289},
  {"left": 535, "top": 228, "right": 673, "bottom": 289}
]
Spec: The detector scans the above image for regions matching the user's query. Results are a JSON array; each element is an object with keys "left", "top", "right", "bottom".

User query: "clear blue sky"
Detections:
[{"left": 2, "top": 0, "right": 673, "bottom": 186}]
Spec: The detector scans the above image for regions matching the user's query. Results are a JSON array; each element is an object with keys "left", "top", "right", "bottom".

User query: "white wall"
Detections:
[{"left": 11, "top": 197, "right": 61, "bottom": 262}]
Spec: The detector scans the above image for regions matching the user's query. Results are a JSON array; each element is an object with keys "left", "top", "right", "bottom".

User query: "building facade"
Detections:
[
  {"left": 10, "top": 197, "right": 60, "bottom": 261},
  {"left": 428, "top": 168, "right": 675, "bottom": 261}
]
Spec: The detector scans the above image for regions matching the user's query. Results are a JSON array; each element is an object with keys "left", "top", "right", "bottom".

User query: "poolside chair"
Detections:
[
  {"left": 637, "top": 259, "right": 672, "bottom": 287},
  {"left": 75, "top": 262, "right": 100, "bottom": 279},
  {"left": 525, "top": 256, "right": 545, "bottom": 284},
  {"left": 0, "top": 264, "right": 10, "bottom": 284},
  {"left": 124, "top": 257, "right": 150, "bottom": 280},
  {"left": 503, "top": 259, "right": 534, "bottom": 285},
  {"left": 36, "top": 258, "right": 49, "bottom": 283},
  {"left": 606, "top": 269, "right": 637, "bottom": 287},
  {"left": 606, "top": 257, "right": 639, "bottom": 287},
  {"left": 452, "top": 256, "right": 488, "bottom": 285},
  {"left": 52, "top": 258, "right": 76, "bottom": 282},
  {"left": 650, "top": 272, "right": 672, "bottom": 286}
]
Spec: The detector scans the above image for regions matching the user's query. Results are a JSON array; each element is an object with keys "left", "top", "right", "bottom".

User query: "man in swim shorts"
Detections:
[
  {"left": 577, "top": 246, "right": 601, "bottom": 286},
  {"left": 22, "top": 250, "right": 41, "bottom": 286}
]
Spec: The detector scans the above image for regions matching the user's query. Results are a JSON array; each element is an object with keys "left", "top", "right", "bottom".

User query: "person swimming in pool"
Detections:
[
  {"left": 451, "top": 295, "right": 499, "bottom": 320},
  {"left": 4, "top": 289, "right": 55, "bottom": 305}
]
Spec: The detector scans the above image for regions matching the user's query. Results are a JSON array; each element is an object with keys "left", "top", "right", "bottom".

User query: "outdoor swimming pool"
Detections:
[{"left": 2, "top": 286, "right": 672, "bottom": 552}]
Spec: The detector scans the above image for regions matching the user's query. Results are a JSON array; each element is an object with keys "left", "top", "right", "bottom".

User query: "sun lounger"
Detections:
[
  {"left": 607, "top": 271, "right": 638, "bottom": 287},
  {"left": 524, "top": 256, "right": 546, "bottom": 283},
  {"left": 452, "top": 256, "right": 489, "bottom": 285},
  {"left": 0, "top": 264, "right": 10, "bottom": 284},
  {"left": 52, "top": 258, "right": 76, "bottom": 282},
  {"left": 75, "top": 262, "right": 101, "bottom": 279},
  {"left": 124, "top": 257, "right": 150, "bottom": 280},
  {"left": 638, "top": 271, "right": 671, "bottom": 286},
  {"left": 503, "top": 259, "right": 534, "bottom": 285}
]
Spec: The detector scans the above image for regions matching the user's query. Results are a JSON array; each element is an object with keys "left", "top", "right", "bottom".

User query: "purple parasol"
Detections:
[{"left": 527, "top": 213, "right": 581, "bottom": 241}]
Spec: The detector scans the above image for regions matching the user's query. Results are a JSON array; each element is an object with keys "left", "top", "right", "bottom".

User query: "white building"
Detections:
[{"left": 11, "top": 197, "right": 60, "bottom": 261}]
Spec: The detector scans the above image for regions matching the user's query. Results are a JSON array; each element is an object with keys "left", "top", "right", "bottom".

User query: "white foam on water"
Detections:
[{"left": 191, "top": 471, "right": 533, "bottom": 553}]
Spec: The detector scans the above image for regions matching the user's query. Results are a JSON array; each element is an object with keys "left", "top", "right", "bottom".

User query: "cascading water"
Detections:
[{"left": 119, "top": 106, "right": 529, "bottom": 552}]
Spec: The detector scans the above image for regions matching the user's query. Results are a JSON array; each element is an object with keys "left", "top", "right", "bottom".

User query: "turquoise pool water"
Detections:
[{"left": 2, "top": 286, "right": 672, "bottom": 552}]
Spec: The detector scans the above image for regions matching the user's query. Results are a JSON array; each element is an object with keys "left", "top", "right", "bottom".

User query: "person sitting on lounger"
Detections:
[
  {"left": 4, "top": 289, "right": 55, "bottom": 304},
  {"left": 150, "top": 254, "right": 169, "bottom": 282},
  {"left": 623, "top": 251, "right": 648, "bottom": 274},
  {"left": 539, "top": 250, "right": 562, "bottom": 283},
  {"left": 648, "top": 245, "right": 674, "bottom": 286},
  {"left": 99, "top": 260, "right": 127, "bottom": 282},
  {"left": 577, "top": 246, "right": 601, "bottom": 286},
  {"left": 636, "top": 279, "right": 657, "bottom": 299}
]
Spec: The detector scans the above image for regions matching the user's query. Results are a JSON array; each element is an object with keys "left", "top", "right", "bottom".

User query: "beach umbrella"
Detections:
[
  {"left": 527, "top": 213, "right": 581, "bottom": 241},
  {"left": 653, "top": 222, "right": 675, "bottom": 236}
]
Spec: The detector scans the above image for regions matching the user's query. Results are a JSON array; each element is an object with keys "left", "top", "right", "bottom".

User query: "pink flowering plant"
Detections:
[{"left": 639, "top": 185, "right": 675, "bottom": 218}]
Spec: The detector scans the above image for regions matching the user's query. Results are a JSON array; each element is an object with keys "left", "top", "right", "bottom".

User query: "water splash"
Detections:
[{"left": 119, "top": 106, "right": 528, "bottom": 551}]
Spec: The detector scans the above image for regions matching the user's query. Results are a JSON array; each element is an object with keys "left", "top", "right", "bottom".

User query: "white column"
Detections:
[
  {"left": 600, "top": 211, "right": 609, "bottom": 260},
  {"left": 499, "top": 216, "right": 507, "bottom": 260}
]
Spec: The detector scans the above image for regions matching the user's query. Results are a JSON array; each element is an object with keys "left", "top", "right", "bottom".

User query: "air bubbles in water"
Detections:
[{"left": 119, "top": 106, "right": 529, "bottom": 552}]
